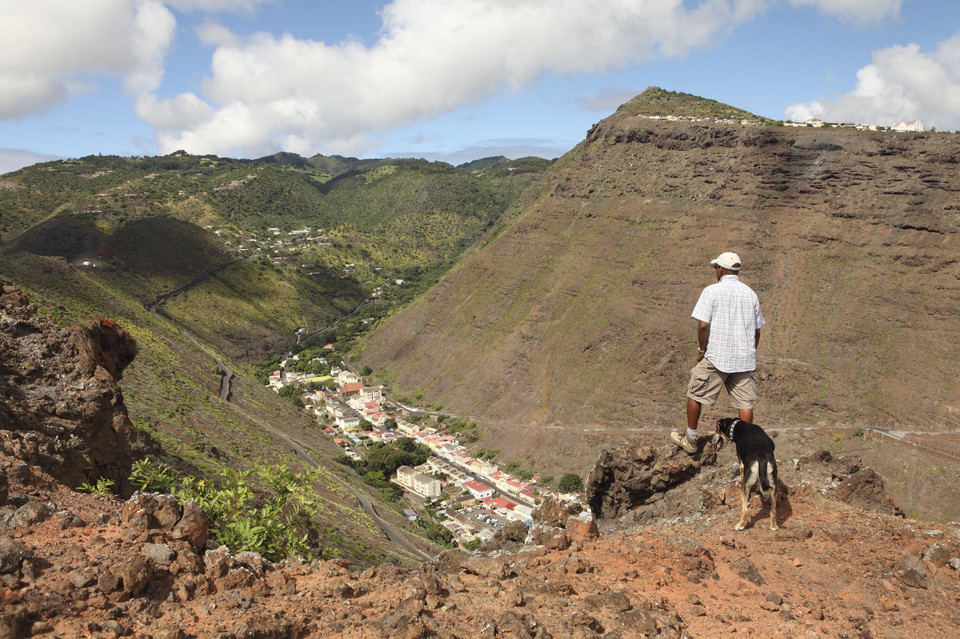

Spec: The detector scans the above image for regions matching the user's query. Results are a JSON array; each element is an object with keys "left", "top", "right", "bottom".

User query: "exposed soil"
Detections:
[{"left": 2, "top": 277, "right": 959, "bottom": 638}]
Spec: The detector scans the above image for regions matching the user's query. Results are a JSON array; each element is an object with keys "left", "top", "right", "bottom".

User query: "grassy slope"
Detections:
[
  {"left": 0, "top": 250, "right": 434, "bottom": 565},
  {"left": 618, "top": 86, "right": 773, "bottom": 121},
  {"left": 0, "top": 151, "right": 550, "bottom": 565}
]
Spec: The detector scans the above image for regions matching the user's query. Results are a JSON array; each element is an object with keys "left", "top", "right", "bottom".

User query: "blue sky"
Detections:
[{"left": 2, "top": 0, "right": 959, "bottom": 174}]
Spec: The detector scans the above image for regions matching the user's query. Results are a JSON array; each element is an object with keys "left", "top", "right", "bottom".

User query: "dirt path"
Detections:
[{"left": 144, "top": 257, "right": 248, "bottom": 313}]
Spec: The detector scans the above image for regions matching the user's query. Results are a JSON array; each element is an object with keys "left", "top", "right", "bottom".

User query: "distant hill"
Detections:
[{"left": 0, "top": 153, "right": 550, "bottom": 347}]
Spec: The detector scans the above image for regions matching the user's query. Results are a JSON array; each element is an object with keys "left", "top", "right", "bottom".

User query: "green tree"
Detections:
[
  {"left": 558, "top": 473, "right": 583, "bottom": 493},
  {"left": 277, "top": 384, "right": 303, "bottom": 406}
]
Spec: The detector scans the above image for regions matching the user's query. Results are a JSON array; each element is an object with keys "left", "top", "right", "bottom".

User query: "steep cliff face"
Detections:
[
  {"left": 359, "top": 115, "right": 960, "bottom": 435},
  {"left": 0, "top": 281, "right": 139, "bottom": 491}
]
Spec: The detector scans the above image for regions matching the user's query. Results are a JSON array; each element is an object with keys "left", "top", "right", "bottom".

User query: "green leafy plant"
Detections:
[
  {"left": 77, "top": 478, "right": 116, "bottom": 495},
  {"left": 461, "top": 538, "right": 483, "bottom": 551},
  {"left": 127, "top": 459, "right": 322, "bottom": 562},
  {"left": 829, "top": 433, "right": 845, "bottom": 452},
  {"left": 129, "top": 457, "right": 178, "bottom": 492}
]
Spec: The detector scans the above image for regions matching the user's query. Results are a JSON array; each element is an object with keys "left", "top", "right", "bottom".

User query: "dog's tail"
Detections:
[{"left": 759, "top": 458, "right": 778, "bottom": 494}]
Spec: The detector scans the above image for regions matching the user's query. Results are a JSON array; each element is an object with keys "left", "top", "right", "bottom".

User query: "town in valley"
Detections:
[{"left": 269, "top": 361, "right": 567, "bottom": 551}]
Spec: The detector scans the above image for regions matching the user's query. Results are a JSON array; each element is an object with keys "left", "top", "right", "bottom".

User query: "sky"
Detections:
[{"left": 2, "top": 0, "right": 960, "bottom": 175}]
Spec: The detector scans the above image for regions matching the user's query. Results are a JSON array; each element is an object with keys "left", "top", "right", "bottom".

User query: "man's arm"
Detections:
[
  {"left": 697, "top": 321, "right": 710, "bottom": 361},
  {"left": 755, "top": 328, "right": 761, "bottom": 348}
]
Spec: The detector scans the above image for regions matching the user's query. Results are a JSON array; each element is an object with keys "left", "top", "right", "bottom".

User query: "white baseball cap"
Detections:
[{"left": 710, "top": 252, "right": 741, "bottom": 270}]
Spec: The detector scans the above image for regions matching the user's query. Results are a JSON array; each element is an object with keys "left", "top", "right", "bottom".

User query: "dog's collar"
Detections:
[{"left": 729, "top": 418, "right": 740, "bottom": 440}]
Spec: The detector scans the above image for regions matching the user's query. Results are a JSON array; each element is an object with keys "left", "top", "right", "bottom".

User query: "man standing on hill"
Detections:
[{"left": 671, "top": 252, "right": 764, "bottom": 454}]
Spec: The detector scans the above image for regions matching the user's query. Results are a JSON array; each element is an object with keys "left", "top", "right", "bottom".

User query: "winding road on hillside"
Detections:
[
  {"left": 144, "top": 256, "right": 250, "bottom": 400},
  {"left": 144, "top": 257, "right": 248, "bottom": 314}
]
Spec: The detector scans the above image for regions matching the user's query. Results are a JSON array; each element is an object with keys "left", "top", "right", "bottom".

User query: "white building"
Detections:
[
  {"left": 396, "top": 466, "right": 443, "bottom": 498},
  {"left": 360, "top": 385, "right": 384, "bottom": 403},
  {"left": 463, "top": 480, "right": 495, "bottom": 499},
  {"left": 337, "top": 370, "right": 361, "bottom": 385},
  {"left": 892, "top": 120, "right": 924, "bottom": 132}
]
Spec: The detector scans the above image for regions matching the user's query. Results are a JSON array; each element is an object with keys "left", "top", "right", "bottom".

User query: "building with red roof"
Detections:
[{"left": 463, "top": 480, "right": 495, "bottom": 499}]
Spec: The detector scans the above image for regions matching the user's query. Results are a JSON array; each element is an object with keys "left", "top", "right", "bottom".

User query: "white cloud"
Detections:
[
  {"left": 786, "top": 32, "right": 960, "bottom": 130},
  {"left": 0, "top": 0, "right": 273, "bottom": 121},
  {"left": 788, "top": 0, "right": 902, "bottom": 25},
  {"left": 196, "top": 21, "right": 242, "bottom": 47},
  {"left": 148, "top": 0, "right": 772, "bottom": 157},
  {"left": 164, "top": 0, "right": 275, "bottom": 12},
  {"left": 0, "top": 0, "right": 176, "bottom": 118},
  {"left": 0, "top": 0, "right": 924, "bottom": 161}
]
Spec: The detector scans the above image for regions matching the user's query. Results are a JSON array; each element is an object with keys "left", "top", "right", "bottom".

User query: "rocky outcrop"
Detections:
[
  {"left": 1, "top": 458, "right": 958, "bottom": 639},
  {"left": 0, "top": 281, "right": 138, "bottom": 492},
  {"left": 585, "top": 440, "right": 718, "bottom": 520},
  {"left": 835, "top": 468, "right": 904, "bottom": 516}
]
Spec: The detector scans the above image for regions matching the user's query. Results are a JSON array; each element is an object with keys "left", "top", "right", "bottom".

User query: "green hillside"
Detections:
[
  {"left": 0, "top": 152, "right": 549, "bottom": 345},
  {"left": 618, "top": 86, "right": 773, "bottom": 122},
  {"left": 0, "top": 149, "right": 550, "bottom": 565}
]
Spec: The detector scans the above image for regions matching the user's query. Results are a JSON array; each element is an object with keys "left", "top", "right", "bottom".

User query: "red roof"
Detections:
[
  {"left": 491, "top": 497, "right": 515, "bottom": 510},
  {"left": 340, "top": 382, "right": 363, "bottom": 394},
  {"left": 464, "top": 480, "right": 493, "bottom": 493}
]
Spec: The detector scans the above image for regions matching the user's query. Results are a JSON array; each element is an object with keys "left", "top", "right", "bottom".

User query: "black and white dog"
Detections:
[{"left": 715, "top": 417, "right": 779, "bottom": 531}]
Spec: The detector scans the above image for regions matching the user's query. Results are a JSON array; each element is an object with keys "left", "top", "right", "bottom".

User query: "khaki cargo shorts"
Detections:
[{"left": 686, "top": 358, "right": 757, "bottom": 409}]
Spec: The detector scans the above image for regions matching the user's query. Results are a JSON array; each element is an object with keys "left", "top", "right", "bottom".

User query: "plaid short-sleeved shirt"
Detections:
[{"left": 691, "top": 275, "right": 764, "bottom": 373}]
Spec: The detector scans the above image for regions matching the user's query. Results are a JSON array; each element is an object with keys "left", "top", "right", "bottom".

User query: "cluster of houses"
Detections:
[
  {"left": 267, "top": 362, "right": 561, "bottom": 543},
  {"left": 639, "top": 113, "right": 925, "bottom": 132},
  {"left": 389, "top": 420, "right": 549, "bottom": 539},
  {"left": 225, "top": 226, "right": 333, "bottom": 264},
  {"left": 639, "top": 114, "right": 767, "bottom": 126},
  {"left": 784, "top": 118, "right": 924, "bottom": 132}
]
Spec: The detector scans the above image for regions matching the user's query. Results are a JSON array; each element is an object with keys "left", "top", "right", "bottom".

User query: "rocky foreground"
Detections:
[{"left": 0, "top": 436, "right": 958, "bottom": 639}]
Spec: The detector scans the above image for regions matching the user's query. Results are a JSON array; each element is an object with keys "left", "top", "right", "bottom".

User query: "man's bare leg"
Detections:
[{"left": 687, "top": 397, "right": 702, "bottom": 434}]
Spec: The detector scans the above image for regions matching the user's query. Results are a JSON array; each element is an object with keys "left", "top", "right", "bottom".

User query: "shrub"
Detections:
[
  {"left": 558, "top": 473, "right": 583, "bottom": 493},
  {"left": 77, "top": 478, "right": 116, "bottom": 496},
  {"left": 128, "top": 459, "right": 323, "bottom": 562}
]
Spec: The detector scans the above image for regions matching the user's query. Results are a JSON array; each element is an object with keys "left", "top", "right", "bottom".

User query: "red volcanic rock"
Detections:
[{"left": 0, "top": 281, "right": 138, "bottom": 491}]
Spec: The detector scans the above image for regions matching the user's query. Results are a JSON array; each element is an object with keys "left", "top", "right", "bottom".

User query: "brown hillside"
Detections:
[{"left": 359, "top": 108, "right": 960, "bottom": 454}]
